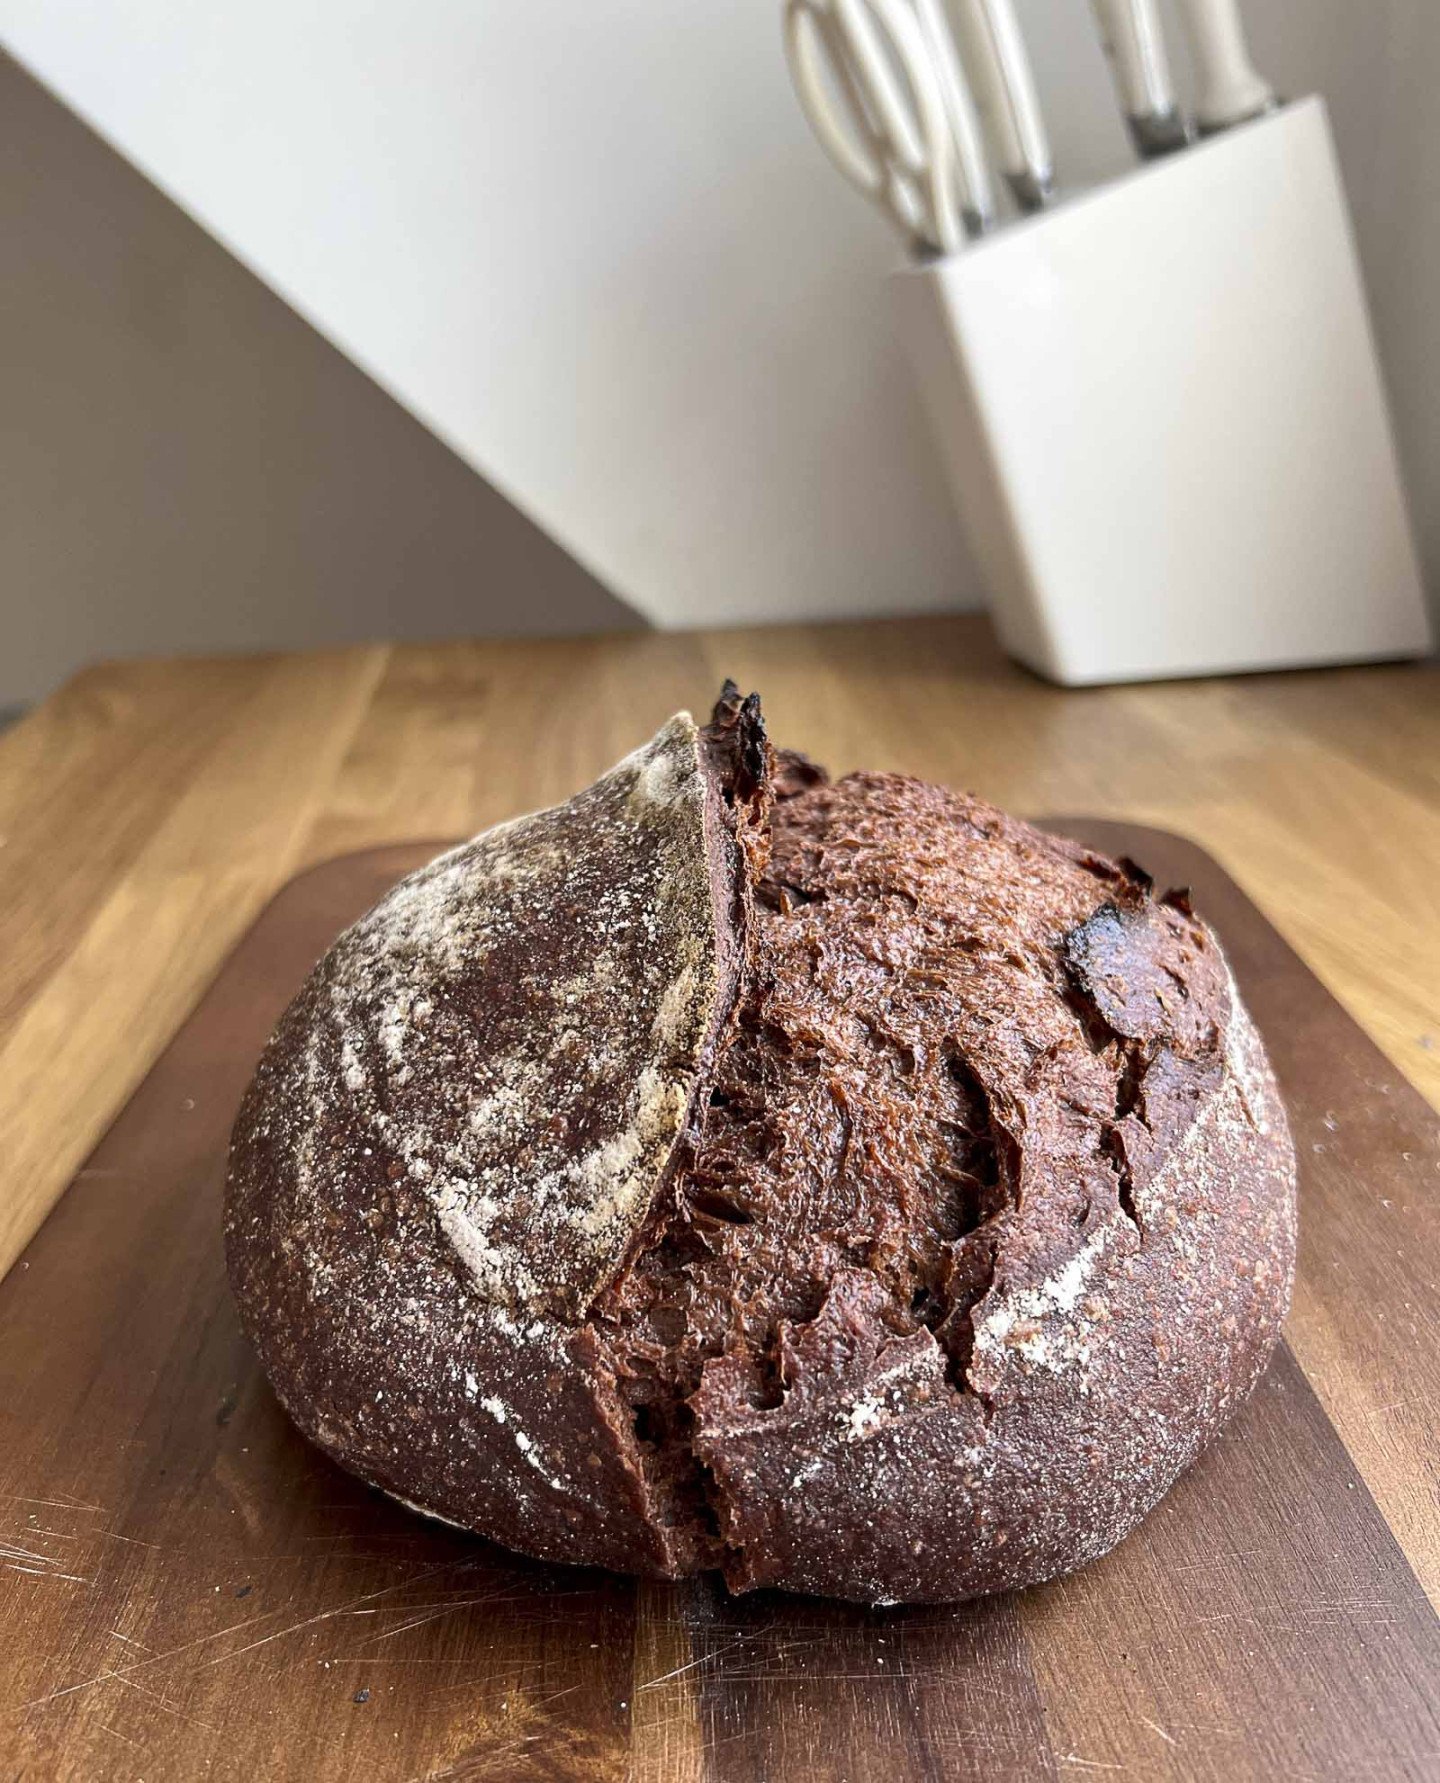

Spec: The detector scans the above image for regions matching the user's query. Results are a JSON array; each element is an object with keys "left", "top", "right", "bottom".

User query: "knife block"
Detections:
[{"left": 896, "top": 96, "right": 1432, "bottom": 685}]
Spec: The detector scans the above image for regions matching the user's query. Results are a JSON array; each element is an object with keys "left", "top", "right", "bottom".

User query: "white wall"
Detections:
[
  {"left": 2, "top": 2, "right": 1436, "bottom": 633},
  {"left": 0, "top": 2, "right": 975, "bottom": 631},
  {"left": 0, "top": 55, "right": 640, "bottom": 710}
]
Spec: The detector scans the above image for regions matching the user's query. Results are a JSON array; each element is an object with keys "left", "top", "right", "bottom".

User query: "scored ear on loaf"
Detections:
[{"left": 226, "top": 686, "right": 1296, "bottom": 1605}]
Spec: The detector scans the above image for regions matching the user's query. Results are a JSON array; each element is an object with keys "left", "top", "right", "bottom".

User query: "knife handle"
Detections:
[
  {"left": 1176, "top": 0, "right": 1277, "bottom": 131},
  {"left": 946, "top": 0, "right": 1052, "bottom": 210},
  {"left": 1089, "top": 0, "right": 1190, "bottom": 156},
  {"left": 915, "top": 0, "right": 996, "bottom": 232},
  {"left": 1089, "top": 0, "right": 1171, "bottom": 118}
]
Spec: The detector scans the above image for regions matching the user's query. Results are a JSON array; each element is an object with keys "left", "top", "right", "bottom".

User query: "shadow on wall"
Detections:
[{"left": 0, "top": 54, "right": 642, "bottom": 708}]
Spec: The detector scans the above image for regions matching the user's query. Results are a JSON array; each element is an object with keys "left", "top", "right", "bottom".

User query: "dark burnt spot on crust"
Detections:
[
  {"left": 1043, "top": 834, "right": 1152, "bottom": 901},
  {"left": 1115, "top": 855, "right": 1155, "bottom": 897},
  {"left": 1058, "top": 893, "right": 1232, "bottom": 1244},
  {"left": 707, "top": 681, "right": 771, "bottom": 807}
]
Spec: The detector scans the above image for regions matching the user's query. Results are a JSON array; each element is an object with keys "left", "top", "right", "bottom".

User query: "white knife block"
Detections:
[{"left": 896, "top": 97, "right": 1433, "bottom": 685}]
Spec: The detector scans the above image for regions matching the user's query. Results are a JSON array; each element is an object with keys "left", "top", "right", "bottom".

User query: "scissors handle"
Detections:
[{"left": 785, "top": 0, "right": 963, "bottom": 256}]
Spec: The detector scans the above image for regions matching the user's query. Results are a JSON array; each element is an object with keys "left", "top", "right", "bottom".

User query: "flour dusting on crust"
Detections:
[{"left": 275, "top": 713, "right": 723, "bottom": 1318}]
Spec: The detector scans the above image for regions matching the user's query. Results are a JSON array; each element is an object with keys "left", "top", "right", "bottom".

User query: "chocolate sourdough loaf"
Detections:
[{"left": 226, "top": 688, "right": 1296, "bottom": 1604}]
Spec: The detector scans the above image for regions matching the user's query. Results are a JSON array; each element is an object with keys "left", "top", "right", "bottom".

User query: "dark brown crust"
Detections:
[{"left": 225, "top": 696, "right": 1297, "bottom": 1604}]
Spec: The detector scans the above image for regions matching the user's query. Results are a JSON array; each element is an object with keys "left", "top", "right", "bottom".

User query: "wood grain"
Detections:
[
  {"left": 0, "top": 646, "right": 386, "bottom": 1278},
  {"left": 1, "top": 826, "right": 1437, "bottom": 1781}
]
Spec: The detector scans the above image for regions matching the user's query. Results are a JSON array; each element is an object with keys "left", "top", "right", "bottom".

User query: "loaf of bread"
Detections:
[{"left": 226, "top": 687, "right": 1296, "bottom": 1604}]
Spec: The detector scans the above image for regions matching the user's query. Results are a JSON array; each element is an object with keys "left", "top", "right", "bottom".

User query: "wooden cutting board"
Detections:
[{"left": 1, "top": 826, "right": 1437, "bottom": 1783}]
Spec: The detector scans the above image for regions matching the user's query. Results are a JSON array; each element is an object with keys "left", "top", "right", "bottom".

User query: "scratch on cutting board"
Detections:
[
  {"left": 21, "top": 1558, "right": 477, "bottom": 1714},
  {"left": 1, "top": 1531, "right": 95, "bottom": 1584},
  {"left": 188, "top": 1559, "right": 479, "bottom": 1672},
  {"left": 338, "top": 1658, "right": 491, "bottom": 1675},
  {"left": 5, "top": 1523, "right": 161, "bottom": 1555},
  {"left": 351, "top": 1597, "right": 500, "bottom": 1646},
  {"left": 630, "top": 1711, "right": 698, "bottom": 1739},
  {"left": 530, "top": 1684, "right": 584, "bottom": 1713},
  {"left": 1138, "top": 1716, "right": 1178, "bottom": 1746},
  {"left": 0, "top": 1493, "right": 105, "bottom": 1513},
  {"left": 349, "top": 1590, "right": 538, "bottom": 1621},
  {"left": 1169, "top": 1549, "right": 1261, "bottom": 1572},
  {"left": 1057, "top": 1759, "right": 1127, "bottom": 1772},
  {"left": 23, "top": 1617, "right": 285, "bottom": 1708},
  {"left": 2, "top": 1543, "right": 54, "bottom": 1564},
  {"left": 104, "top": 1669, "right": 220, "bottom": 1734},
  {"left": 97, "top": 1723, "right": 142, "bottom": 1749},
  {"left": 637, "top": 1635, "right": 750, "bottom": 1690}
]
